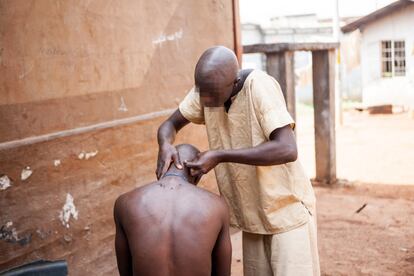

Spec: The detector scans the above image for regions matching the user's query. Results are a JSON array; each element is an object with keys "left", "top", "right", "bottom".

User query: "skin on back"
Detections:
[{"left": 114, "top": 145, "right": 231, "bottom": 276}]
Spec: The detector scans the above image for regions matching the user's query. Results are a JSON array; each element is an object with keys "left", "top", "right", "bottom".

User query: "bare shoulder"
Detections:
[
  {"left": 192, "top": 187, "right": 229, "bottom": 213},
  {"left": 114, "top": 181, "right": 157, "bottom": 214}
]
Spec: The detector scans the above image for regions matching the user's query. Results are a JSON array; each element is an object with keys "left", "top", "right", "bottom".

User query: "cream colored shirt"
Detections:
[{"left": 179, "top": 70, "right": 316, "bottom": 234}]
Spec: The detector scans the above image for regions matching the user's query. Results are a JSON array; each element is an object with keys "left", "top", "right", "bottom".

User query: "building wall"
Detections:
[
  {"left": 360, "top": 4, "right": 414, "bottom": 107},
  {"left": 0, "top": 0, "right": 235, "bottom": 274},
  {"left": 241, "top": 24, "right": 265, "bottom": 70},
  {"left": 341, "top": 31, "right": 363, "bottom": 101}
]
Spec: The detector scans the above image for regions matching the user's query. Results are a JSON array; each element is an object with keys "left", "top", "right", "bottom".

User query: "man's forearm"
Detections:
[
  {"left": 216, "top": 140, "right": 297, "bottom": 166},
  {"left": 157, "top": 120, "right": 177, "bottom": 147},
  {"left": 157, "top": 109, "right": 190, "bottom": 147}
]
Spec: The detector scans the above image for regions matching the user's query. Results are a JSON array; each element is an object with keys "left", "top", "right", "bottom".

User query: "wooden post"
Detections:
[
  {"left": 266, "top": 51, "right": 296, "bottom": 120},
  {"left": 312, "top": 50, "right": 336, "bottom": 184},
  {"left": 232, "top": 0, "right": 243, "bottom": 64}
]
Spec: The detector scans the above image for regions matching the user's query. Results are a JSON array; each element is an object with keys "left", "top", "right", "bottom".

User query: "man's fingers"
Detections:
[
  {"left": 172, "top": 152, "right": 183, "bottom": 169},
  {"left": 156, "top": 160, "right": 165, "bottom": 179},
  {"left": 183, "top": 161, "right": 199, "bottom": 168},
  {"left": 160, "top": 159, "right": 171, "bottom": 178},
  {"left": 190, "top": 168, "right": 203, "bottom": 177}
]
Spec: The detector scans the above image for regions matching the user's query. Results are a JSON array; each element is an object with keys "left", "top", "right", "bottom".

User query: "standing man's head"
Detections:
[
  {"left": 166, "top": 144, "right": 202, "bottom": 185},
  {"left": 194, "top": 46, "right": 240, "bottom": 107}
]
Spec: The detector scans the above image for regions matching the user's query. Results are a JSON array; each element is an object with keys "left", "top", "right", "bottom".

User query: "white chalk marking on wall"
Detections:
[
  {"left": 0, "top": 175, "right": 12, "bottom": 190},
  {"left": 21, "top": 167, "right": 32, "bottom": 181},
  {"left": 78, "top": 150, "right": 98, "bottom": 160},
  {"left": 118, "top": 96, "right": 128, "bottom": 112},
  {"left": 152, "top": 29, "right": 183, "bottom": 46},
  {"left": 59, "top": 193, "right": 79, "bottom": 228},
  {"left": 54, "top": 159, "right": 61, "bottom": 167},
  {"left": 18, "top": 64, "right": 34, "bottom": 79},
  {"left": 85, "top": 150, "right": 98, "bottom": 159}
]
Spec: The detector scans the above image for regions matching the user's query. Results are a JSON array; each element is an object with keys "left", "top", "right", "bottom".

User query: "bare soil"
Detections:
[{"left": 228, "top": 183, "right": 414, "bottom": 275}]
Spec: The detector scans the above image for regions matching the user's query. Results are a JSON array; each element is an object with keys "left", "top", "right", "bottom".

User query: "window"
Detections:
[
  {"left": 394, "top": 41, "right": 406, "bottom": 76},
  {"left": 381, "top": 40, "right": 406, "bottom": 77}
]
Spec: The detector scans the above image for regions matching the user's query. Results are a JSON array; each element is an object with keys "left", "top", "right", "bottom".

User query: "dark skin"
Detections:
[
  {"left": 156, "top": 46, "right": 297, "bottom": 179},
  {"left": 115, "top": 144, "right": 231, "bottom": 276}
]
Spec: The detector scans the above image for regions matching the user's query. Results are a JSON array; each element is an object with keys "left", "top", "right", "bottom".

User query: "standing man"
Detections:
[{"left": 157, "top": 46, "right": 319, "bottom": 275}]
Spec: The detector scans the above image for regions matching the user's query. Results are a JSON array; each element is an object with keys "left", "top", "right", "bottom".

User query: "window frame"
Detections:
[{"left": 381, "top": 39, "right": 406, "bottom": 78}]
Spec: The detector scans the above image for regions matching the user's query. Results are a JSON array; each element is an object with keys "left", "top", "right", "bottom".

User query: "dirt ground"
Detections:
[
  {"left": 228, "top": 183, "right": 414, "bottom": 275},
  {"left": 296, "top": 106, "right": 414, "bottom": 185},
  {"left": 212, "top": 108, "right": 414, "bottom": 275}
]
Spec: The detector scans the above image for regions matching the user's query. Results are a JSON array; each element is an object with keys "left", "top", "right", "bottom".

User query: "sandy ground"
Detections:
[
  {"left": 229, "top": 183, "right": 414, "bottom": 275},
  {"left": 296, "top": 106, "right": 414, "bottom": 185},
  {"left": 218, "top": 108, "right": 414, "bottom": 275}
]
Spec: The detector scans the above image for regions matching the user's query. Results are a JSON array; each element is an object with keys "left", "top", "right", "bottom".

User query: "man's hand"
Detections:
[
  {"left": 156, "top": 143, "right": 183, "bottom": 179},
  {"left": 184, "top": 150, "right": 221, "bottom": 177},
  {"left": 156, "top": 109, "right": 190, "bottom": 179}
]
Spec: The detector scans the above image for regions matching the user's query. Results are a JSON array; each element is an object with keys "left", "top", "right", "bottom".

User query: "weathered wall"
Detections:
[
  {"left": 0, "top": 0, "right": 235, "bottom": 274},
  {"left": 0, "top": 116, "right": 218, "bottom": 275},
  {"left": 0, "top": 0, "right": 234, "bottom": 142}
]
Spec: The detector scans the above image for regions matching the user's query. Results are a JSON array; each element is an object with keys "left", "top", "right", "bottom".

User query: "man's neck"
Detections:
[
  {"left": 224, "top": 69, "right": 254, "bottom": 112},
  {"left": 162, "top": 168, "right": 191, "bottom": 183},
  {"left": 231, "top": 68, "right": 254, "bottom": 97}
]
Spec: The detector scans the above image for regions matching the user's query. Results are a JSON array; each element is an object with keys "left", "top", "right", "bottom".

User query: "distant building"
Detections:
[
  {"left": 342, "top": 0, "right": 414, "bottom": 108},
  {"left": 242, "top": 14, "right": 361, "bottom": 104}
]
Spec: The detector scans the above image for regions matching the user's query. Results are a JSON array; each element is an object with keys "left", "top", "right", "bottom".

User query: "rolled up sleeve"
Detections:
[
  {"left": 251, "top": 73, "right": 295, "bottom": 139},
  {"left": 178, "top": 87, "right": 205, "bottom": 124}
]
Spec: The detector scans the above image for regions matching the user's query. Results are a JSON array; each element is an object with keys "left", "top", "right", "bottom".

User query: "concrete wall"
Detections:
[
  {"left": 360, "top": 4, "right": 414, "bottom": 107},
  {"left": 0, "top": 0, "right": 235, "bottom": 274},
  {"left": 241, "top": 24, "right": 265, "bottom": 70}
]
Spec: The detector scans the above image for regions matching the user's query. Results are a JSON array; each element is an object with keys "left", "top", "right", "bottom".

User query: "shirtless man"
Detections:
[{"left": 113, "top": 144, "right": 231, "bottom": 276}]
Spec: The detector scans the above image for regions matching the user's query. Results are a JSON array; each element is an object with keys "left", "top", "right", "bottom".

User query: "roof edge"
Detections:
[{"left": 341, "top": 0, "right": 414, "bottom": 33}]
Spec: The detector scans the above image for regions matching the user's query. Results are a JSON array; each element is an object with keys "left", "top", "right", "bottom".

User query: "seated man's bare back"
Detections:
[{"left": 114, "top": 144, "right": 231, "bottom": 276}]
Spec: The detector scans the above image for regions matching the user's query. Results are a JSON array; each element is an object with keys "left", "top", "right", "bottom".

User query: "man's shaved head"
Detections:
[
  {"left": 175, "top": 144, "right": 200, "bottom": 163},
  {"left": 195, "top": 46, "right": 239, "bottom": 85},
  {"left": 194, "top": 46, "right": 240, "bottom": 107},
  {"left": 166, "top": 144, "right": 202, "bottom": 185}
]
